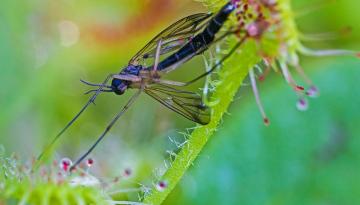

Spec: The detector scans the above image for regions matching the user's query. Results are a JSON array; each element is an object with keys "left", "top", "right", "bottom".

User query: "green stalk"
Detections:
[
  {"left": 144, "top": 41, "right": 260, "bottom": 205},
  {"left": 143, "top": 0, "right": 297, "bottom": 204}
]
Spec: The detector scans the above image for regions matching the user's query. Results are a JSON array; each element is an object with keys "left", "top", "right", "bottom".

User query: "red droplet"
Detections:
[
  {"left": 124, "top": 168, "right": 132, "bottom": 177},
  {"left": 60, "top": 158, "right": 72, "bottom": 172},
  {"left": 306, "top": 86, "right": 319, "bottom": 98},
  {"left": 263, "top": 118, "right": 270, "bottom": 126},
  {"left": 295, "top": 85, "right": 304, "bottom": 91},
  {"left": 156, "top": 180, "right": 168, "bottom": 191},
  {"left": 356, "top": 53, "right": 360, "bottom": 58},
  {"left": 259, "top": 75, "right": 265, "bottom": 81},
  {"left": 243, "top": 4, "right": 248, "bottom": 10},
  {"left": 159, "top": 181, "right": 166, "bottom": 188},
  {"left": 239, "top": 21, "right": 245, "bottom": 27},
  {"left": 296, "top": 98, "right": 308, "bottom": 111},
  {"left": 87, "top": 158, "right": 94, "bottom": 167},
  {"left": 247, "top": 23, "right": 259, "bottom": 37}
]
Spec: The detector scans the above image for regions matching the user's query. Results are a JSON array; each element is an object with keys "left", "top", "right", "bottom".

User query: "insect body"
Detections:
[
  {"left": 36, "top": 1, "right": 236, "bottom": 170},
  {"left": 153, "top": 2, "right": 235, "bottom": 71}
]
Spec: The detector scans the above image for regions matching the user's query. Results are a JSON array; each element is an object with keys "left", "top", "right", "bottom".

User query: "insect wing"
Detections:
[
  {"left": 129, "top": 13, "right": 212, "bottom": 64},
  {"left": 144, "top": 85, "right": 210, "bottom": 125}
]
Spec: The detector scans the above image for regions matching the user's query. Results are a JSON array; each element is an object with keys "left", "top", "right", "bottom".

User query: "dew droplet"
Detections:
[
  {"left": 59, "top": 158, "right": 72, "bottom": 172},
  {"left": 247, "top": 23, "right": 259, "bottom": 37},
  {"left": 296, "top": 98, "right": 308, "bottom": 111},
  {"left": 263, "top": 118, "right": 270, "bottom": 126},
  {"left": 156, "top": 180, "right": 168, "bottom": 192},
  {"left": 306, "top": 86, "right": 319, "bottom": 98},
  {"left": 295, "top": 85, "right": 305, "bottom": 92},
  {"left": 243, "top": 4, "right": 248, "bottom": 11},
  {"left": 86, "top": 158, "right": 94, "bottom": 167},
  {"left": 124, "top": 168, "right": 132, "bottom": 177}
]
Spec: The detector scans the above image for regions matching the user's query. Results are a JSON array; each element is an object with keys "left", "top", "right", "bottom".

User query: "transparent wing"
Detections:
[
  {"left": 144, "top": 84, "right": 210, "bottom": 125},
  {"left": 129, "top": 13, "right": 212, "bottom": 64}
]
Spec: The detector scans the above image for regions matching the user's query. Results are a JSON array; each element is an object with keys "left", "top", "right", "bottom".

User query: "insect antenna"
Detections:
[
  {"left": 84, "top": 89, "right": 113, "bottom": 95},
  {"left": 80, "top": 79, "right": 112, "bottom": 88},
  {"left": 70, "top": 89, "right": 142, "bottom": 171},
  {"left": 34, "top": 74, "right": 114, "bottom": 170}
]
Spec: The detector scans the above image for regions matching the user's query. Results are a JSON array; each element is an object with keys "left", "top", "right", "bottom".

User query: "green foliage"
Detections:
[
  {"left": 143, "top": 0, "right": 297, "bottom": 204},
  {"left": 1, "top": 0, "right": 359, "bottom": 204},
  {"left": 0, "top": 150, "right": 107, "bottom": 205},
  {"left": 167, "top": 59, "right": 360, "bottom": 205},
  {"left": 2, "top": 181, "right": 106, "bottom": 205},
  {"left": 144, "top": 40, "right": 261, "bottom": 204}
]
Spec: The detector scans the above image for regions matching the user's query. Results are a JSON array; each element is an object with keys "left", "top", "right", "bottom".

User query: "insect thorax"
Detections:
[{"left": 121, "top": 64, "right": 142, "bottom": 76}]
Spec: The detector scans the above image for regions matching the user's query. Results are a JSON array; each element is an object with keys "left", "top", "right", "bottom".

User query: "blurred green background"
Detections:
[{"left": 0, "top": 0, "right": 359, "bottom": 204}]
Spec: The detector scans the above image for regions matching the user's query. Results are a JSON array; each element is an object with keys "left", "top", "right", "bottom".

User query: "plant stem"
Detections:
[
  {"left": 143, "top": 0, "right": 296, "bottom": 204},
  {"left": 143, "top": 39, "right": 260, "bottom": 204}
]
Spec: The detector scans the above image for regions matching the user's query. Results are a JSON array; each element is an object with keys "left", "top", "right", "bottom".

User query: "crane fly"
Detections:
[{"left": 37, "top": 2, "right": 237, "bottom": 170}]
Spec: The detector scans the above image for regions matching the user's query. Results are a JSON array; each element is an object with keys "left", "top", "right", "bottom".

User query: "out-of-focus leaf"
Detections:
[{"left": 166, "top": 59, "right": 360, "bottom": 205}]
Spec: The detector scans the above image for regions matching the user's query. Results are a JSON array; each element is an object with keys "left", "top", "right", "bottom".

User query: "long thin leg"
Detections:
[
  {"left": 159, "top": 29, "right": 241, "bottom": 74},
  {"left": 35, "top": 74, "right": 114, "bottom": 167},
  {"left": 70, "top": 89, "right": 142, "bottom": 170},
  {"left": 153, "top": 39, "right": 163, "bottom": 72},
  {"left": 184, "top": 35, "right": 248, "bottom": 86},
  {"left": 152, "top": 79, "right": 187, "bottom": 86},
  {"left": 201, "top": 52, "right": 214, "bottom": 104},
  {"left": 149, "top": 35, "right": 247, "bottom": 88}
]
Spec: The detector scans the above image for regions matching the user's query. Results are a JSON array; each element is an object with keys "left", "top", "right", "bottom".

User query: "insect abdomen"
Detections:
[{"left": 156, "top": 2, "right": 235, "bottom": 71}]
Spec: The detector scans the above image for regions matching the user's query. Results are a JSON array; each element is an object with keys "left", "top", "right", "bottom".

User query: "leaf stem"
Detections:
[
  {"left": 143, "top": 39, "right": 260, "bottom": 204},
  {"left": 143, "top": 0, "right": 297, "bottom": 204}
]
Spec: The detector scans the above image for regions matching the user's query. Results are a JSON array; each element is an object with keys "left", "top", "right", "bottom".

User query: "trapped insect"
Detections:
[{"left": 37, "top": 1, "right": 237, "bottom": 170}]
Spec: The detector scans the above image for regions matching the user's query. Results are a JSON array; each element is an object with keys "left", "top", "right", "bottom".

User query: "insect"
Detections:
[{"left": 36, "top": 1, "right": 237, "bottom": 170}]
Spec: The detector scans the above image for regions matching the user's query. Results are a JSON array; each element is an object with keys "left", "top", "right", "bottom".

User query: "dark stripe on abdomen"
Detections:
[{"left": 156, "top": 2, "right": 235, "bottom": 71}]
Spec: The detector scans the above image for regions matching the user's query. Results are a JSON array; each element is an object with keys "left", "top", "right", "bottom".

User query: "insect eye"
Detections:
[{"left": 115, "top": 84, "right": 127, "bottom": 95}]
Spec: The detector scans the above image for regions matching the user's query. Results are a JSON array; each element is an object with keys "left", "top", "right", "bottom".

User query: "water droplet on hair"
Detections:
[
  {"left": 59, "top": 158, "right": 72, "bottom": 172},
  {"left": 296, "top": 98, "right": 308, "bottom": 111},
  {"left": 156, "top": 180, "right": 168, "bottom": 192}
]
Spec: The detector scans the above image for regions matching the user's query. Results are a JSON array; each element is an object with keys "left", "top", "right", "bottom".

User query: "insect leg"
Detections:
[
  {"left": 153, "top": 38, "right": 163, "bottom": 72},
  {"left": 70, "top": 89, "right": 142, "bottom": 170},
  {"left": 152, "top": 32, "right": 245, "bottom": 87},
  {"left": 184, "top": 35, "right": 248, "bottom": 86},
  {"left": 152, "top": 79, "right": 187, "bottom": 87},
  {"left": 35, "top": 74, "right": 114, "bottom": 168},
  {"left": 201, "top": 52, "right": 214, "bottom": 104}
]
